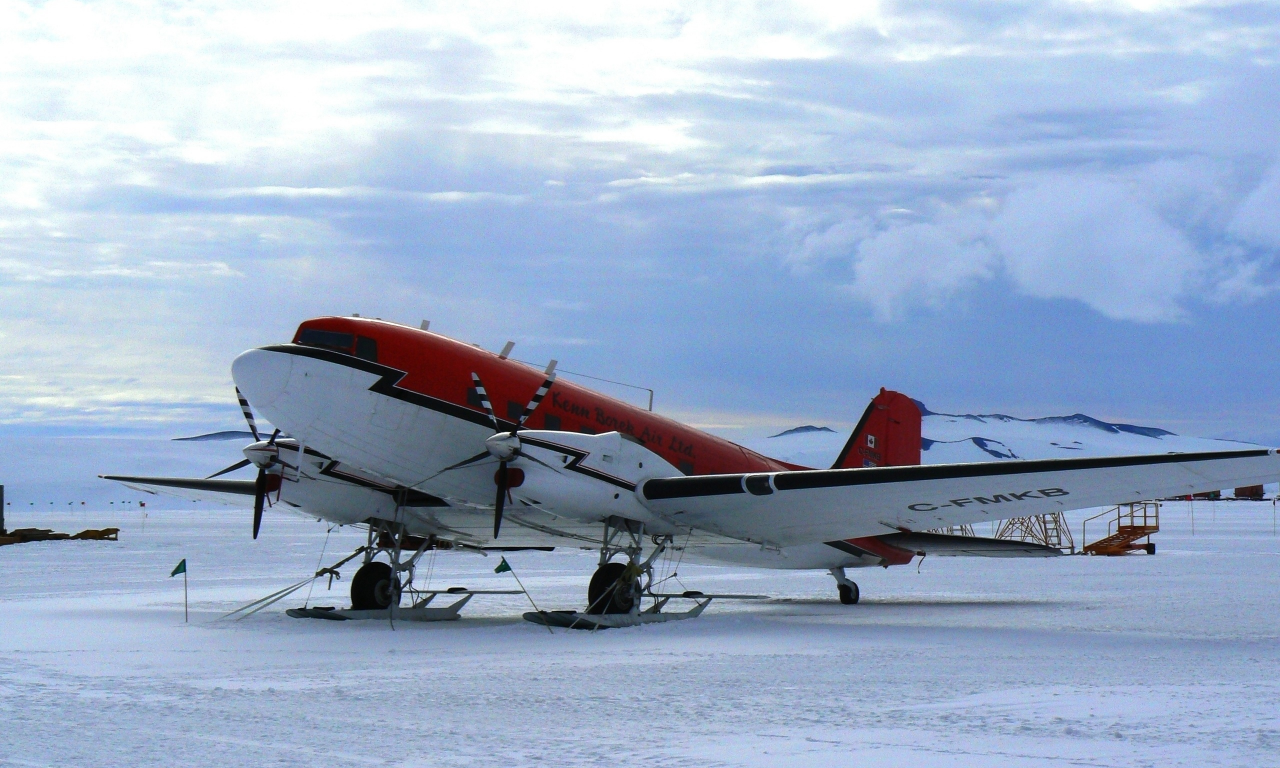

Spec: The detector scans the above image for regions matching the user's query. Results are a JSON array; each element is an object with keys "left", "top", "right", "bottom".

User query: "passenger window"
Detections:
[
  {"left": 355, "top": 336, "right": 378, "bottom": 362},
  {"left": 299, "top": 329, "right": 355, "bottom": 352}
]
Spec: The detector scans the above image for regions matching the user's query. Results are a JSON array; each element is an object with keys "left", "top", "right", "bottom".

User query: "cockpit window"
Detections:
[
  {"left": 298, "top": 328, "right": 355, "bottom": 352},
  {"left": 355, "top": 336, "right": 378, "bottom": 362}
]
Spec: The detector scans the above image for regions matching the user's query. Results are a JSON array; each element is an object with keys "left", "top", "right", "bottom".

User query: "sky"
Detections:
[{"left": 2, "top": 0, "right": 1279, "bottom": 443}]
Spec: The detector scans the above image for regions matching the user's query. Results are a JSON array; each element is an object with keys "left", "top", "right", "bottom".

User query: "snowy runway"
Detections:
[{"left": 2, "top": 503, "right": 1278, "bottom": 767}]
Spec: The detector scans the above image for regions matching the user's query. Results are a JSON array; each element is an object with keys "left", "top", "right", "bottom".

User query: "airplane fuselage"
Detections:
[{"left": 231, "top": 317, "right": 900, "bottom": 570}]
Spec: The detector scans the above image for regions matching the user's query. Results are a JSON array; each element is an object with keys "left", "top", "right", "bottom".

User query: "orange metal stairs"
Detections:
[{"left": 1082, "top": 502, "right": 1159, "bottom": 556}]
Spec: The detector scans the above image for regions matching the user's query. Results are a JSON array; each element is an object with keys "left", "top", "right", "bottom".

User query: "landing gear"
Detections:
[
  {"left": 351, "top": 561, "right": 398, "bottom": 610},
  {"left": 524, "top": 517, "right": 768, "bottom": 629},
  {"left": 587, "top": 561, "right": 637, "bottom": 614},
  {"left": 584, "top": 516, "right": 666, "bottom": 615},
  {"left": 350, "top": 518, "right": 436, "bottom": 613},
  {"left": 830, "top": 567, "right": 860, "bottom": 605}
]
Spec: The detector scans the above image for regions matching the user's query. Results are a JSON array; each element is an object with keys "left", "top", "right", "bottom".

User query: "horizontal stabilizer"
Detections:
[{"left": 877, "top": 531, "right": 1061, "bottom": 557}]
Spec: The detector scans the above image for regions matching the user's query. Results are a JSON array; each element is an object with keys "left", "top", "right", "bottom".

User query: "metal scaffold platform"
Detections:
[{"left": 994, "top": 512, "right": 1076, "bottom": 554}]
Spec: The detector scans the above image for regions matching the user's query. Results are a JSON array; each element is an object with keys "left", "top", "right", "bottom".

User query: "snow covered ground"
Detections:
[{"left": 3, "top": 501, "right": 1279, "bottom": 767}]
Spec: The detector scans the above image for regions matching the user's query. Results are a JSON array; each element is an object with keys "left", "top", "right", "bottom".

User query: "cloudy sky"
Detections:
[{"left": 2, "top": 0, "right": 1279, "bottom": 442}]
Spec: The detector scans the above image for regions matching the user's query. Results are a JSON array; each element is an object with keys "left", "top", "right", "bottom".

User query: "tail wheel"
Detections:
[
  {"left": 587, "top": 562, "right": 636, "bottom": 615},
  {"left": 351, "top": 561, "right": 399, "bottom": 610},
  {"left": 838, "top": 582, "right": 860, "bottom": 605}
]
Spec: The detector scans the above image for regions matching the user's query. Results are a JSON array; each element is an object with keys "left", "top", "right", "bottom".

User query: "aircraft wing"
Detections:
[
  {"left": 639, "top": 448, "right": 1280, "bottom": 547},
  {"left": 100, "top": 475, "right": 256, "bottom": 507}
]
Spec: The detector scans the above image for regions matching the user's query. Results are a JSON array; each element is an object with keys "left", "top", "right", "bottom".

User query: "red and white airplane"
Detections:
[{"left": 108, "top": 316, "right": 1280, "bottom": 625}]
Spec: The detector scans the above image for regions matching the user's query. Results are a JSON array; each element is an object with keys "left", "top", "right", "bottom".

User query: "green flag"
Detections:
[
  {"left": 170, "top": 559, "right": 187, "bottom": 577},
  {"left": 494, "top": 556, "right": 511, "bottom": 574}
]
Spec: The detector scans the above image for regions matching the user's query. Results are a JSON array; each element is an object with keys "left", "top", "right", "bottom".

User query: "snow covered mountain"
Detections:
[{"left": 740, "top": 406, "right": 1261, "bottom": 469}]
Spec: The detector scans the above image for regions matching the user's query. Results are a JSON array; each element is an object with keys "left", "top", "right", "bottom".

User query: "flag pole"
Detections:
[
  {"left": 497, "top": 557, "right": 553, "bottom": 635},
  {"left": 171, "top": 559, "right": 189, "bottom": 623}
]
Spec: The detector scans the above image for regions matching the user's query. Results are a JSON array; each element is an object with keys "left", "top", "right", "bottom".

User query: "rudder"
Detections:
[{"left": 831, "top": 388, "right": 922, "bottom": 469}]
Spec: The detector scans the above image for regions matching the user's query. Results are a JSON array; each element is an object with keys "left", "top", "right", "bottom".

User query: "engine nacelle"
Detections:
[{"left": 507, "top": 430, "right": 684, "bottom": 534}]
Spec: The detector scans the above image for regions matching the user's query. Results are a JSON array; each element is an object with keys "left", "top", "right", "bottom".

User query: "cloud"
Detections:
[
  {"left": 792, "top": 169, "right": 1279, "bottom": 324},
  {"left": 991, "top": 175, "right": 1202, "bottom": 322},
  {"left": 1, "top": 1, "right": 1280, "bottom": 439},
  {"left": 0, "top": 258, "right": 241, "bottom": 282},
  {"left": 1229, "top": 160, "right": 1280, "bottom": 250},
  {"left": 842, "top": 216, "right": 996, "bottom": 321},
  {"left": 786, "top": 217, "right": 871, "bottom": 271}
]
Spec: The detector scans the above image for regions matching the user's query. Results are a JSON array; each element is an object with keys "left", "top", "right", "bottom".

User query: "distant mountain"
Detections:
[
  {"left": 741, "top": 405, "right": 1256, "bottom": 468},
  {"left": 768, "top": 425, "right": 836, "bottom": 438},
  {"left": 925, "top": 409, "right": 1175, "bottom": 439}
]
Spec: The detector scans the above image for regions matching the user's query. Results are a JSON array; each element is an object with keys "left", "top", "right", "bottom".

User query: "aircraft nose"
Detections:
[{"left": 232, "top": 348, "right": 294, "bottom": 410}]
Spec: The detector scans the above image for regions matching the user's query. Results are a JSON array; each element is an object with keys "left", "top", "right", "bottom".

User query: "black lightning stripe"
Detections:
[
  {"left": 258, "top": 345, "right": 632, "bottom": 491},
  {"left": 260, "top": 344, "right": 509, "bottom": 432},
  {"left": 518, "top": 435, "right": 637, "bottom": 491}
]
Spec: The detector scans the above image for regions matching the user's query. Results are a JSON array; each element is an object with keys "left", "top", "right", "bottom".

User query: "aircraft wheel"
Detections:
[
  {"left": 587, "top": 562, "right": 636, "bottom": 615},
  {"left": 838, "top": 582, "right": 860, "bottom": 605},
  {"left": 351, "top": 561, "right": 399, "bottom": 610}
]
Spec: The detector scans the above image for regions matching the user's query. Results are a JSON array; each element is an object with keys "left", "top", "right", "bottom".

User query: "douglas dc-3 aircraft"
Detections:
[{"left": 106, "top": 317, "right": 1280, "bottom": 626}]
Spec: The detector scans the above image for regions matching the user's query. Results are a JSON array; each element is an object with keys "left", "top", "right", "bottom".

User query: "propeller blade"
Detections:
[
  {"left": 266, "top": 428, "right": 280, "bottom": 446},
  {"left": 438, "top": 450, "right": 493, "bottom": 473},
  {"left": 470, "top": 373, "right": 501, "bottom": 431},
  {"left": 516, "top": 369, "right": 557, "bottom": 427},
  {"left": 493, "top": 460, "right": 507, "bottom": 539},
  {"left": 416, "top": 451, "right": 496, "bottom": 485},
  {"left": 206, "top": 458, "right": 251, "bottom": 479},
  {"left": 236, "top": 387, "right": 261, "bottom": 442},
  {"left": 252, "top": 468, "right": 266, "bottom": 540},
  {"left": 517, "top": 451, "right": 561, "bottom": 473}
]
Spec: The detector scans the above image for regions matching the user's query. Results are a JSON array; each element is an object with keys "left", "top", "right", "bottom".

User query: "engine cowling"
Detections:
[{"left": 507, "top": 430, "right": 685, "bottom": 534}]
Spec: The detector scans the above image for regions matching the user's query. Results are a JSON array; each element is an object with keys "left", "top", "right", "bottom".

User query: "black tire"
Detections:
[
  {"left": 838, "top": 582, "right": 860, "bottom": 605},
  {"left": 586, "top": 562, "right": 636, "bottom": 615},
  {"left": 350, "top": 561, "right": 399, "bottom": 610},
  {"left": 1145, "top": 542, "right": 1156, "bottom": 555}
]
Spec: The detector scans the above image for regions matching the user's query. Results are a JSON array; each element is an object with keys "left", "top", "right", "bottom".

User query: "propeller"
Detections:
[
  {"left": 251, "top": 429, "right": 281, "bottom": 540},
  {"left": 215, "top": 385, "right": 282, "bottom": 539},
  {"left": 470, "top": 363, "right": 557, "bottom": 539},
  {"left": 204, "top": 390, "right": 276, "bottom": 481}
]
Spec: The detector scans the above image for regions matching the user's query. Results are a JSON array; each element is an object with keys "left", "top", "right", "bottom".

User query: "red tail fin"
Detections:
[{"left": 831, "top": 388, "right": 922, "bottom": 469}]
